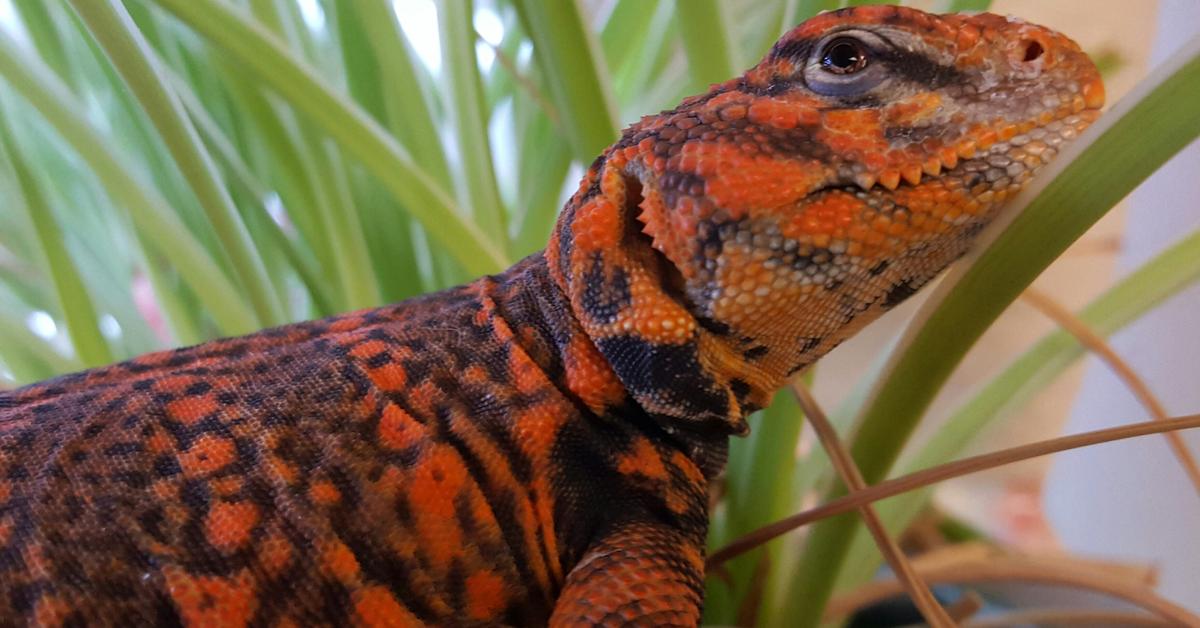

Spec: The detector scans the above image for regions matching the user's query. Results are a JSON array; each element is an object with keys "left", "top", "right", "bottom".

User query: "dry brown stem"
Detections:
[
  {"left": 790, "top": 382, "right": 956, "bottom": 627},
  {"left": 944, "top": 590, "right": 984, "bottom": 623},
  {"left": 823, "top": 553, "right": 1198, "bottom": 625},
  {"left": 707, "top": 413, "right": 1200, "bottom": 569},
  {"left": 1022, "top": 287, "right": 1200, "bottom": 497},
  {"left": 964, "top": 609, "right": 1169, "bottom": 627}
]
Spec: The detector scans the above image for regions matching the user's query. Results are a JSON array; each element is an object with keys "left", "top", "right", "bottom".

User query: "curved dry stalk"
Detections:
[
  {"left": 823, "top": 556, "right": 1198, "bottom": 625},
  {"left": 944, "top": 589, "right": 984, "bottom": 623},
  {"left": 1022, "top": 287, "right": 1200, "bottom": 497},
  {"left": 790, "top": 382, "right": 956, "bottom": 628},
  {"left": 706, "top": 413, "right": 1200, "bottom": 569},
  {"left": 483, "top": 40, "right": 562, "bottom": 126},
  {"left": 964, "top": 609, "right": 1169, "bottom": 627}
]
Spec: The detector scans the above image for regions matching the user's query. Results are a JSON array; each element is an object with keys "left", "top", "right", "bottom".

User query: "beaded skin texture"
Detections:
[{"left": 0, "top": 6, "right": 1102, "bottom": 626}]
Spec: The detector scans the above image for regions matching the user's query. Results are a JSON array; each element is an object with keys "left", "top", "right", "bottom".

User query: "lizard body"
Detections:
[{"left": 0, "top": 6, "right": 1102, "bottom": 626}]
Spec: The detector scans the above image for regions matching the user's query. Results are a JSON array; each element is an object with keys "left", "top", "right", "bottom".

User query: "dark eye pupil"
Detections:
[{"left": 822, "top": 38, "right": 867, "bottom": 74}]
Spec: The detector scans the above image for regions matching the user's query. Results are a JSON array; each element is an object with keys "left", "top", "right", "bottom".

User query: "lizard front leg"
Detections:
[{"left": 550, "top": 519, "right": 705, "bottom": 627}]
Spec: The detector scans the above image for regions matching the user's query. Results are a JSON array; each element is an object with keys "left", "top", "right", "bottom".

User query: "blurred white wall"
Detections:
[{"left": 1045, "top": 0, "right": 1200, "bottom": 611}]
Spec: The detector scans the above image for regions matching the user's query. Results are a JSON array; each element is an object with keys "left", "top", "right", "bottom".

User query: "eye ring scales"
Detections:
[{"left": 803, "top": 31, "right": 885, "bottom": 97}]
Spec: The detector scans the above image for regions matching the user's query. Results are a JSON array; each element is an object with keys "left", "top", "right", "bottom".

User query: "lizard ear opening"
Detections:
[
  {"left": 581, "top": 172, "right": 746, "bottom": 435},
  {"left": 620, "top": 178, "right": 691, "bottom": 308}
]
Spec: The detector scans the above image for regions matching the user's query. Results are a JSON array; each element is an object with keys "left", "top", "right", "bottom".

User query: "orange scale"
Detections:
[
  {"left": 619, "top": 439, "right": 667, "bottom": 485},
  {"left": 211, "top": 476, "right": 243, "bottom": 497},
  {"left": 378, "top": 404, "right": 424, "bottom": 452},
  {"left": 165, "top": 568, "right": 257, "bottom": 628},
  {"left": 864, "top": 230, "right": 887, "bottom": 247},
  {"left": 822, "top": 133, "right": 850, "bottom": 153},
  {"left": 664, "top": 486, "right": 691, "bottom": 516},
  {"left": 707, "top": 155, "right": 823, "bottom": 213},
  {"left": 322, "top": 539, "right": 361, "bottom": 584},
  {"left": 164, "top": 395, "right": 219, "bottom": 426},
  {"left": 569, "top": 199, "right": 621, "bottom": 251},
  {"left": 513, "top": 400, "right": 568, "bottom": 461},
  {"left": 32, "top": 596, "right": 73, "bottom": 626},
  {"left": 327, "top": 317, "right": 361, "bottom": 332},
  {"left": 409, "top": 450, "right": 467, "bottom": 566},
  {"left": 706, "top": 91, "right": 745, "bottom": 109},
  {"left": 600, "top": 166, "right": 629, "bottom": 199},
  {"left": 746, "top": 100, "right": 780, "bottom": 127},
  {"left": 309, "top": 480, "right": 341, "bottom": 506},
  {"left": 462, "top": 365, "right": 490, "bottom": 386},
  {"left": 676, "top": 152, "right": 699, "bottom": 173},
  {"left": 794, "top": 106, "right": 821, "bottom": 126},
  {"left": 348, "top": 339, "right": 388, "bottom": 359},
  {"left": 258, "top": 530, "right": 293, "bottom": 575},
  {"left": 373, "top": 465, "right": 406, "bottom": 501},
  {"left": 508, "top": 350, "right": 547, "bottom": 397},
  {"left": 863, "top": 151, "right": 891, "bottom": 171},
  {"left": 180, "top": 434, "right": 236, "bottom": 477},
  {"left": 205, "top": 500, "right": 259, "bottom": 554},
  {"left": 153, "top": 374, "right": 199, "bottom": 394},
  {"left": 354, "top": 586, "right": 421, "bottom": 628},
  {"left": 465, "top": 570, "right": 510, "bottom": 621},
  {"left": 956, "top": 25, "right": 981, "bottom": 49},
  {"left": 365, "top": 361, "right": 407, "bottom": 393}
]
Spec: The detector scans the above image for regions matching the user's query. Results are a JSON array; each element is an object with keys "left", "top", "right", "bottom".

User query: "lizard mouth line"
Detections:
[
  {"left": 829, "top": 106, "right": 1103, "bottom": 195},
  {"left": 830, "top": 146, "right": 980, "bottom": 195}
]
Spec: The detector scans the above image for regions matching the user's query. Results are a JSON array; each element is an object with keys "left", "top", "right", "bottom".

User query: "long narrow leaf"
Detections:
[
  {"left": 70, "top": 0, "right": 284, "bottom": 327},
  {"left": 438, "top": 0, "right": 508, "bottom": 248},
  {"left": 149, "top": 0, "right": 509, "bottom": 275},
  {"left": 0, "top": 135, "right": 113, "bottom": 367},
  {"left": 0, "top": 310, "right": 79, "bottom": 381},
  {"left": 674, "top": 0, "right": 737, "bottom": 93},
  {"left": 0, "top": 30, "right": 259, "bottom": 335},
  {"left": 512, "top": 0, "right": 618, "bottom": 162}
]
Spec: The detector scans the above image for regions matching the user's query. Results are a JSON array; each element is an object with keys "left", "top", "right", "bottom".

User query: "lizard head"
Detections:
[{"left": 549, "top": 6, "right": 1103, "bottom": 434}]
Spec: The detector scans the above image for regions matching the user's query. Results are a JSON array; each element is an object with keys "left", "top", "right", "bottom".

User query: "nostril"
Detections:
[{"left": 1021, "top": 39, "right": 1045, "bottom": 62}]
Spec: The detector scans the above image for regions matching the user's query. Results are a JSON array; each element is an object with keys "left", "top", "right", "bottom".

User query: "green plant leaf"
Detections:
[
  {"left": 0, "top": 309, "right": 79, "bottom": 382},
  {"left": 0, "top": 134, "right": 113, "bottom": 367},
  {"left": 438, "top": 0, "right": 509, "bottom": 249},
  {"left": 70, "top": 0, "right": 284, "bottom": 328},
  {"left": 0, "top": 29, "right": 259, "bottom": 336},
  {"left": 940, "top": 0, "right": 995, "bottom": 12},
  {"left": 674, "top": 0, "right": 737, "bottom": 93},
  {"left": 149, "top": 0, "right": 509, "bottom": 275},
  {"left": 511, "top": 0, "right": 619, "bottom": 162}
]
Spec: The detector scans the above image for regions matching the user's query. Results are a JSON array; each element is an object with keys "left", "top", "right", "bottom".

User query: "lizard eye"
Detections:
[
  {"left": 803, "top": 30, "right": 887, "bottom": 98},
  {"left": 821, "top": 37, "right": 869, "bottom": 74}
]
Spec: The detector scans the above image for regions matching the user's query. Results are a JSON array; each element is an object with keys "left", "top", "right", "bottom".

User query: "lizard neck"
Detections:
[
  {"left": 486, "top": 252, "right": 734, "bottom": 478},
  {"left": 542, "top": 156, "right": 764, "bottom": 438}
]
